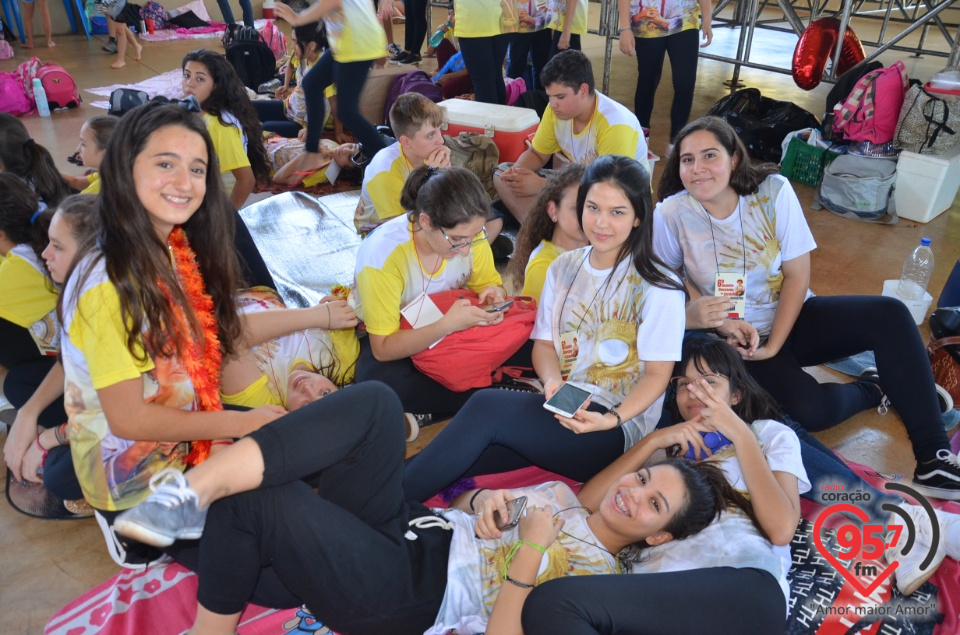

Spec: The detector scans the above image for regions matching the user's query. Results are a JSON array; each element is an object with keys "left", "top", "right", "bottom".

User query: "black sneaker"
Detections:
[
  {"left": 913, "top": 449, "right": 960, "bottom": 501},
  {"left": 389, "top": 48, "right": 409, "bottom": 62},
  {"left": 102, "top": 37, "right": 118, "bottom": 53},
  {"left": 859, "top": 367, "right": 890, "bottom": 415},
  {"left": 396, "top": 52, "right": 422, "bottom": 65}
]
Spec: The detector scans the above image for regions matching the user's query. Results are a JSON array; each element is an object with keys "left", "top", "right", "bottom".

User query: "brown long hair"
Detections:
[
  {"left": 77, "top": 102, "right": 243, "bottom": 361},
  {"left": 0, "top": 172, "right": 49, "bottom": 265},
  {"left": 506, "top": 163, "right": 584, "bottom": 289},
  {"left": 0, "top": 113, "right": 73, "bottom": 206},
  {"left": 657, "top": 116, "right": 780, "bottom": 202}
]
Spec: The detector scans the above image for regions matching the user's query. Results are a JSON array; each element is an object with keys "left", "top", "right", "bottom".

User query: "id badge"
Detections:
[
  {"left": 400, "top": 292, "right": 443, "bottom": 329},
  {"left": 558, "top": 331, "right": 579, "bottom": 379},
  {"left": 714, "top": 273, "right": 746, "bottom": 320}
]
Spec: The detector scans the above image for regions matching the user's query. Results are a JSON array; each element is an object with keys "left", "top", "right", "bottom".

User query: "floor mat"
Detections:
[{"left": 238, "top": 190, "right": 361, "bottom": 309}]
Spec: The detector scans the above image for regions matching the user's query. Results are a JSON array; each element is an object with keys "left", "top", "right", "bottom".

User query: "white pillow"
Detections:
[{"left": 167, "top": 0, "right": 211, "bottom": 22}]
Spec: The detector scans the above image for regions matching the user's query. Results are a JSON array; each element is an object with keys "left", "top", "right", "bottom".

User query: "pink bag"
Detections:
[
  {"left": 0, "top": 71, "right": 32, "bottom": 115},
  {"left": 0, "top": 40, "right": 13, "bottom": 60},
  {"left": 258, "top": 20, "right": 287, "bottom": 61},
  {"left": 832, "top": 61, "right": 908, "bottom": 144},
  {"left": 15, "top": 56, "right": 43, "bottom": 110},
  {"left": 504, "top": 77, "right": 526, "bottom": 107}
]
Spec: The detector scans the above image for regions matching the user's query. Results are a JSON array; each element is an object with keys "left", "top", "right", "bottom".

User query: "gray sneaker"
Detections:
[
  {"left": 102, "top": 39, "right": 118, "bottom": 53},
  {"left": 113, "top": 468, "right": 207, "bottom": 547}
]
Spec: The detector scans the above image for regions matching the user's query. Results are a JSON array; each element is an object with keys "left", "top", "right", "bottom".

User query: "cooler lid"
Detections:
[{"left": 439, "top": 99, "right": 540, "bottom": 132}]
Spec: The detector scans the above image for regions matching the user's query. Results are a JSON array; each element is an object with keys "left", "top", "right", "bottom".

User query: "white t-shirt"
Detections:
[
  {"left": 427, "top": 481, "right": 618, "bottom": 635},
  {"left": 630, "top": 419, "right": 810, "bottom": 610},
  {"left": 653, "top": 175, "right": 816, "bottom": 336},
  {"left": 531, "top": 247, "right": 686, "bottom": 448}
]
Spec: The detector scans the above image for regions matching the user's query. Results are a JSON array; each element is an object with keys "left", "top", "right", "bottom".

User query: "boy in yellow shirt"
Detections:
[
  {"left": 494, "top": 49, "right": 648, "bottom": 223},
  {"left": 354, "top": 93, "right": 451, "bottom": 233}
]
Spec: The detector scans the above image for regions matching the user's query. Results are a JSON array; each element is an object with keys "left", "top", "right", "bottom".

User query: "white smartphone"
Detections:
[{"left": 543, "top": 383, "right": 593, "bottom": 418}]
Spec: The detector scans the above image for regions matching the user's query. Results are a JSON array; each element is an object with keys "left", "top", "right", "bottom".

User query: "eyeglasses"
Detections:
[
  {"left": 669, "top": 373, "right": 728, "bottom": 391},
  {"left": 441, "top": 226, "right": 487, "bottom": 252}
]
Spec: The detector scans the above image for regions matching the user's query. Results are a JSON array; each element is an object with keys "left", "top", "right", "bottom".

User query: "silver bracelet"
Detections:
[{"left": 609, "top": 402, "right": 623, "bottom": 427}]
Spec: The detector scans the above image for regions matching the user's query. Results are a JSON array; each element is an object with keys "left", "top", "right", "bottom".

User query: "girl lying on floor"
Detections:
[{"left": 112, "top": 381, "right": 750, "bottom": 635}]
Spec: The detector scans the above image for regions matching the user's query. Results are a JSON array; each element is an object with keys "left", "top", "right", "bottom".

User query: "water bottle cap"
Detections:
[
  {"left": 32, "top": 78, "right": 41, "bottom": 87},
  {"left": 921, "top": 237, "right": 932, "bottom": 246}
]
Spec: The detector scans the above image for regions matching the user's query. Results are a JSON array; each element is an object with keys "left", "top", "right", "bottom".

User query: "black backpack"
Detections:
[{"left": 224, "top": 27, "right": 276, "bottom": 91}]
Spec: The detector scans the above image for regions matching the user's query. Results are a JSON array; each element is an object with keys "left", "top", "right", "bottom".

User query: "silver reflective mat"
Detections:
[{"left": 239, "top": 191, "right": 361, "bottom": 308}]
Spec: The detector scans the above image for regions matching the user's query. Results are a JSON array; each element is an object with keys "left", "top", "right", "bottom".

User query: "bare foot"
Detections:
[
  {"left": 110, "top": 60, "right": 126, "bottom": 69},
  {"left": 46, "top": 40, "right": 55, "bottom": 47},
  {"left": 133, "top": 42, "right": 142, "bottom": 61},
  {"left": 22, "top": 42, "right": 33, "bottom": 49}
]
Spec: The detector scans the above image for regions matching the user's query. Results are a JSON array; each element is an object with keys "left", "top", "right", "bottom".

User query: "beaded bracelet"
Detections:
[
  {"left": 503, "top": 575, "right": 535, "bottom": 589},
  {"left": 469, "top": 488, "right": 490, "bottom": 513},
  {"left": 54, "top": 422, "right": 69, "bottom": 446}
]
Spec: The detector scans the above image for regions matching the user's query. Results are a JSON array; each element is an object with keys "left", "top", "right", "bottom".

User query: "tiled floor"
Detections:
[{"left": 1, "top": 7, "right": 959, "bottom": 633}]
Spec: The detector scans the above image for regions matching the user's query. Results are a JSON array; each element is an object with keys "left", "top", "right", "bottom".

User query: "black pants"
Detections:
[
  {"left": 197, "top": 382, "right": 450, "bottom": 635},
  {"left": 403, "top": 389, "right": 625, "bottom": 503},
  {"left": 633, "top": 29, "right": 700, "bottom": 141},
  {"left": 507, "top": 30, "right": 551, "bottom": 91},
  {"left": 354, "top": 336, "right": 479, "bottom": 417},
  {"left": 0, "top": 317, "right": 46, "bottom": 370},
  {"left": 302, "top": 50, "right": 384, "bottom": 156},
  {"left": 459, "top": 34, "right": 511, "bottom": 105},
  {"left": 252, "top": 99, "right": 301, "bottom": 138},
  {"left": 522, "top": 567, "right": 786, "bottom": 635},
  {"left": 233, "top": 210, "right": 276, "bottom": 290},
  {"left": 747, "top": 295, "right": 949, "bottom": 463},
  {"left": 549, "top": 29, "right": 582, "bottom": 57},
  {"left": 403, "top": 0, "right": 429, "bottom": 54}
]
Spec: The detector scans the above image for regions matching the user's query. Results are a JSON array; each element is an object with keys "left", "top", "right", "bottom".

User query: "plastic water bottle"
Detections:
[
  {"left": 32, "top": 78, "right": 50, "bottom": 117},
  {"left": 897, "top": 237, "right": 935, "bottom": 301},
  {"left": 429, "top": 21, "right": 451, "bottom": 49}
]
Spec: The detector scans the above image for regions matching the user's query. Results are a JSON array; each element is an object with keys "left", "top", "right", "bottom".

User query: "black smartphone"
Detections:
[
  {"left": 479, "top": 299, "right": 515, "bottom": 313},
  {"left": 493, "top": 496, "right": 528, "bottom": 530}
]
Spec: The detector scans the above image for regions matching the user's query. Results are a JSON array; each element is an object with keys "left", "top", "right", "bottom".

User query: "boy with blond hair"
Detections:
[{"left": 354, "top": 93, "right": 451, "bottom": 233}]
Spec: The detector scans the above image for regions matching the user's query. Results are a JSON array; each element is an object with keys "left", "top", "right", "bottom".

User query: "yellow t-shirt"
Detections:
[
  {"left": 82, "top": 172, "right": 101, "bottom": 195},
  {"left": 0, "top": 245, "right": 57, "bottom": 329},
  {"left": 354, "top": 142, "right": 414, "bottom": 233},
  {"left": 324, "top": 0, "right": 388, "bottom": 63},
  {"left": 61, "top": 254, "right": 194, "bottom": 511},
  {"left": 546, "top": 0, "right": 588, "bottom": 35},
  {"left": 455, "top": 0, "right": 523, "bottom": 38},
  {"left": 352, "top": 215, "right": 502, "bottom": 337},
  {"left": 521, "top": 239, "right": 563, "bottom": 302},
  {"left": 627, "top": 0, "right": 701, "bottom": 38},
  {"left": 532, "top": 92, "right": 647, "bottom": 168},
  {"left": 203, "top": 112, "right": 250, "bottom": 173},
  {"left": 222, "top": 288, "right": 359, "bottom": 409}
]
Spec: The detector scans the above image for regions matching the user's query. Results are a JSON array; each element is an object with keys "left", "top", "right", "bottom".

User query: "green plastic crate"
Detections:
[{"left": 780, "top": 136, "right": 841, "bottom": 187}]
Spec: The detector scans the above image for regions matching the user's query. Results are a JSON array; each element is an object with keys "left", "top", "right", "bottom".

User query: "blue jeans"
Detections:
[{"left": 216, "top": 0, "right": 254, "bottom": 27}]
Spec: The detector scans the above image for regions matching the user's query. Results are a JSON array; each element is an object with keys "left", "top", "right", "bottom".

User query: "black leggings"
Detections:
[
  {"left": 403, "top": 0, "right": 429, "bottom": 54},
  {"left": 507, "top": 30, "right": 551, "bottom": 91},
  {"left": 522, "top": 568, "right": 786, "bottom": 635},
  {"left": 403, "top": 388, "right": 625, "bottom": 503},
  {"left": 252, "top": 99, "right": 301, "bottom": 138},
  {"left": 301, "top": 50, "right": 384, "bottom": 156},
  {"left": 354, "top": 336, "right": 479, "bottom": 417},
  {"left": 747, "top": 295, "right": 949, "bottom": 463},
  {"left": 197, "top": 382, "right": 449, "bottom": 635},
  {"left": 459, "top": 34, "right": 511, "bottom": 105},
  {"left": 233, "top": 210, "right": 276, "bottom": 290},
  {"left": 633, "top": 29, "right": 700, "bottom": 140}
]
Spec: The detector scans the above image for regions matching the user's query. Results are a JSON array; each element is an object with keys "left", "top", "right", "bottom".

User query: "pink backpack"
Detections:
[
  {"left": 15, "top": 56, "right": 43, "bottom": 110},
  {"left": 0, "top": 72, "right": 31, "bottom": 115},
  {"left": 832, "top": 61, "right": 907, "bottom": 144},
  {"left": 36, "top": 64, "right": 81, "bottom": 109},
  {"left": 259, "top": 20, "right": 287, "bottom": 61}
]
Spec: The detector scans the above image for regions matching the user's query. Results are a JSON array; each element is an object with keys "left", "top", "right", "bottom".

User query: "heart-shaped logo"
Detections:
[{"left": 812, "top": 503, "right": 898, "bottom": 597}]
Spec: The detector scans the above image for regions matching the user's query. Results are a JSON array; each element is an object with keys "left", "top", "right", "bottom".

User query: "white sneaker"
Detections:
[
  {"left": 885, "top": 503, "right": 946, "bottom": 595},
  {"left": 935, "top": 507, "right": 960, "bottom": 560}
]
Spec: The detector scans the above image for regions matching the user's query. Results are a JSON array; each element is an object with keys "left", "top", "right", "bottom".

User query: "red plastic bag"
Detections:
[{"left": 400, "top": 290, "right": 537, "bottom": 392}]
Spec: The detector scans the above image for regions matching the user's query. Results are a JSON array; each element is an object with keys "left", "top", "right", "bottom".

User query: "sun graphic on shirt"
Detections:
[{"left": 715, "top": 194, "right": 784, "bottom": 304}]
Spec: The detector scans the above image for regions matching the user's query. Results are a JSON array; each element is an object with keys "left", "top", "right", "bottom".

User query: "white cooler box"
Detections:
[
  {"left": 438, "top": 100, "right": 539, "bottom": 163},
  {"left": 894, "top": 143, "right": 960, "bottom": 223}
]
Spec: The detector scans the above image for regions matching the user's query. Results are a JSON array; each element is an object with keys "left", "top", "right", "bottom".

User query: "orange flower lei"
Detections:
[{"left": 166, "top": 227, "right": 221, "bottom": 466}]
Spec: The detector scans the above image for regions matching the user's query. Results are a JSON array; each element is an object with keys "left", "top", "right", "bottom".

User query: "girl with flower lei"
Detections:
[{"left": 59, "top": 102, "right": 287, "bottom": 567}]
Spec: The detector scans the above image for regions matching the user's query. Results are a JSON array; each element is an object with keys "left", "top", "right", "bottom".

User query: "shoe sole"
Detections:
[
  {"left": 898, "top": 551, "right": 946, "bottom": 595},
  {"left": 909, "top": 480, "right": 960, "bottom": 501},
  {"left": 403, "top": 413, "right": 420, "bottom": 442},
  {"left": 113, "top": 518, "right": 203, "bottom": 548}
]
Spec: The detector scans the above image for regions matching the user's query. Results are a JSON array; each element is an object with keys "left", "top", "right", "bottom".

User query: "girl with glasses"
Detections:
[
  {"left": 351, "top": 165, "right": 506, "bottom": 419},
  {"left": 404, "top": 155, "right": 688, "bottom": 501}
]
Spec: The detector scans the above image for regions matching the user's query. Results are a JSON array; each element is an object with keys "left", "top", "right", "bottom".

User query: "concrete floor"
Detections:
[{"left": 1, "top": 5, "right": 959, "bottom": 633}]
